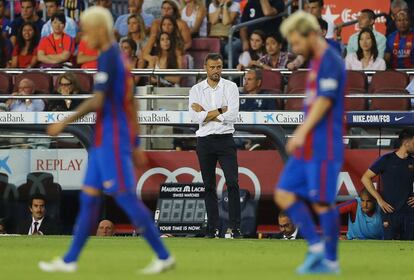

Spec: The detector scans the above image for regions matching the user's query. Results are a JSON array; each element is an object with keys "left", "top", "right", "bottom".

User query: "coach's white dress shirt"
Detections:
[
  {"left": 189, "top": 78, "right": 239, "bottom": 137},
  {"left": 28, "top": 217, "right": 44, "bottom": 235}
]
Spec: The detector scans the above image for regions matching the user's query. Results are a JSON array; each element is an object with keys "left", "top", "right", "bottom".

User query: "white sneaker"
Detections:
[
  {"left": 140, "top": 256, "right": 176, "bottom": 274},
  {"left": 38, "top": 258, "right": 77, "bottom": 273}
]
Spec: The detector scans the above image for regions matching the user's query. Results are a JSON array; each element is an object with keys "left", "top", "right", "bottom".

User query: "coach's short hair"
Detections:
[
  {"left": 280, "top": 10, "right": 321, "bottom": 38},
  {"left": 204, "top": 53, "right": 223, "bottom": 65},
  {"left": 398, "top": 128, "right": 414, "bottom": 146},
  {"left": 80, "top": 6, "right": 114, "bottom": 37}
]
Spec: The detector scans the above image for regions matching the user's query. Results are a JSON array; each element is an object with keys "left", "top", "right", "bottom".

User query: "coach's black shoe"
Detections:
[{"left": 205, "top": 229, "right": 219, "bottom": 239}]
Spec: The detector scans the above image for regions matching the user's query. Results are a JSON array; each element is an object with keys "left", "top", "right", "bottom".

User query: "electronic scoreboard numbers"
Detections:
[{"left": 154, "top": 183, "right": 207, "bottom": 235}]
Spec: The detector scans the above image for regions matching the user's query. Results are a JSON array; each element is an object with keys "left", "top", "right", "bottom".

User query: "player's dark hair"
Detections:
[
  {"left": 249, "top": 29, "right": 266, "bottom": 61},
  {"left": 51, "top": 12, "right": 66, "bottom": 26},
  {"left": 20, "top": 0, "right": 36, "bottom": 7},
  {"left": 317, "top": 17, "right": 328, "bottom": 31},
  {"left": 356, "top": 28, "right": 378, "bottom": 62},
  {"left": 278, "top": 211, "right": 289, "bottom": 218},
  {"left": 16, "top": 21, "right": 39, "bottom": 55},
  {"left": 398, "top": 128, "right": 414, "bottom": 146},
  {"left": 155, "top": 32, "right": 178, "bottom": 69},
  {"left": 29, "top": 193, "right": 46, "bottom": 207},
  {"left": 307, "top": 0, "right": 324, "bottom": 7},
  {"left": 361, "top": 9, "right": 376, "bottom": 21},
  {"left": 204, "top": 53, "right": 223, "bottom": 65},
  {"left": 266, "top": 33, "right": 284, "bottom": 45},
  {"left": 360, "top": 189, "right": 375, "bottom": 201}
]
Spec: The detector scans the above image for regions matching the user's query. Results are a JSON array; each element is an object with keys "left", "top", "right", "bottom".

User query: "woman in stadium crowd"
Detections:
[
  {"left": 144, "top": 32, "right": 183, "bottom": 87},
  {"left": 181, "top": 0, "right": 207, "bottom": 37},
  {"left": 47, "top": 72, "right": 81, "bottom": 111},
  {"left": 144, "top": 0, "right": 192, "bottom": 54},
  {"left": 120, "top": 37, "right": 140, "bottom": 67},
  {"left": 237, "top": 30, "right": 266, "bottom": 70},
  {"left": 10, "top": 22, "right": 39, "bottom": 68},
  {"left": 37, "top": 13, "right": 75, "bottom": 68},
  {"left": 122, "top": 14, "right": 147, "bottom": 57},
  {"left": 76, "top": 38, "right": 99, "bottom": 69},
  {"left": 345, "top": 28, "right": 386, "bottom": 71}
]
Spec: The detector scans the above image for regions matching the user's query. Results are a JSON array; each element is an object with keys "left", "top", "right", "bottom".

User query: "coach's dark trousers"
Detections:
[{"left": 196, "top": 134, "right": 241, "bottom": 232}]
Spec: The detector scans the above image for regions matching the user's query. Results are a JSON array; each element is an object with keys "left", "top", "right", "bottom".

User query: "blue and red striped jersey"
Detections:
[
  {"left": 294, "top": 46, "right": 346, "bottom": 162},
  {"left": 92, "top": 43, "right": 136, "bottom": 152}
]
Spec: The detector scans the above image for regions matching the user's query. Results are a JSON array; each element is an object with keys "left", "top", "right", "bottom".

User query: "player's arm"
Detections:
[
  {"left": 361, "top": 169, "right": 394, "bottom": 213},
  {"left": 286, "top": 96, "right": 332, "bottom": 154},
  {"left": 259, "top": 0, "right": 279, "bottom": 16}
]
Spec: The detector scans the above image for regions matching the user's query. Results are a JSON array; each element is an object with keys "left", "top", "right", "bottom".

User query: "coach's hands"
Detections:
[
  {"left": 47, "top": 122, "right": 65, "bottom": 136},
  {"left": 133, "top": 147, "right": 148, "bottom": 168},
  {"left": 407, "top": 196, "right": 414, "bottom": 208},
  {"left": 378, "top": 198, "right": 395, "bottom": 213},
  {"left": 191, "top": 103, "right": 205, "bottom": 112},
  {"left": 286, "top": 128, "right": 306, "bottom": 154}
]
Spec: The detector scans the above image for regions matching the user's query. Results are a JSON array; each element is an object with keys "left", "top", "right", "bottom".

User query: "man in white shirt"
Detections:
[
  {"left": 6, "top": 78, "right": 45, "bottom": 112},
  {"left": 189, "top": 53, "right": 241, "bottom": 239}
]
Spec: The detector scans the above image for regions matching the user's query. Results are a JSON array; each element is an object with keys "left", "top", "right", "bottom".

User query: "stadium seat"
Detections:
[
  {"left": 369, "top": 70, "right": 410, "bottom": 111},
  {"left": 285, "top": 71, "right": 307, "bottom": 111},
  {"left": 17, "top": 172, "right": 62, "bottom": 220},
  {"left": 345, "top": 70, "right": 368, "bottom": 111},
  {"left": 0, "top": 72, "right": 12, "bottom": 95},
  {"left": 261, "top": 70, "right": 283, "bottom": 93},
  {"left": 187, "top": 38, "right": 221, "bottom": 69},
  {"left": 14, "top": 72, "right": 53, "bottom": 94},
  {"left": 219, "top": 189, "right": 258, "bottom": 238},
  {"left": 74, "top": 72, "right": 94, "bottom": 93}
]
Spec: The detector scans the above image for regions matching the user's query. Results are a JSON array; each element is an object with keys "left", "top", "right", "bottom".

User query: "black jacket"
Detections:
[{"left": 17, "top": 215, "right": 61, "bottom": 235}]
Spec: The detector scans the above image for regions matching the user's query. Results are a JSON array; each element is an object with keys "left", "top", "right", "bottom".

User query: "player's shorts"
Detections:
[
  {"left": 83, "top": 147, "right": 136, "bottom": 194},
  {"left": 381, "top": 206, "right": 414, "bottom": 240},
  {"left": 276, "top": 157, "right": 342, "bottom": 204}
]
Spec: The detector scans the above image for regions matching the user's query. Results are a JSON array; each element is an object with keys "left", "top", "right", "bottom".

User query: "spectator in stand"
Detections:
[
  {"left": 337, "top": 189, "right": 383, "bottom": 240},
  {"left": 237, "top": 30, "right": 265, "bottom": 70},
  {"left": 61, "top": 0, "right": 85, "bottom": 22},
  {"left": 0, "top": 32, "right": 12, "bottom": 67},
  {"left": 96, "top": 219, "right": 115, "bottom": 236},
  {"left": 254, "top": 33, "right": 295, "bottom": 69},
  {"left": 11, "top": 22, "right": 39, "bottom": 68},
  {"left": 121, "top": 14, "right": 147, "bottom": 57},
  {"left": 9, "top": 0, "right": 44, "bottom": 46},
  {"left": 95, "top": 0, "right": 118, "bottom": 21},
  {"left": 77, "top": 38, "right": 98, "bottom": 69},
  {"left": 37, "top": 12, "right": 75, "bottom": 68},
  {"left": 41, "top": 0, "right": 77, "bottom": 39},
  {"left": 386, "top": 0, "right": 409, "bottom": 37},
  {"left": 305, "top": 0, "right": 334, "bottom": 38},
  {"left": 182, "top": 0, "right": 207, "bottom": 38},
  {"left": 47, "top": 72, "right": 82, "bottom": 111},
  {"left": 345, "top": 28, "right": 386, "bottom": 71},
  {"left": 114, "top": 0, "right": 154, "bottom": 39},
  {"left": 385, "top": 10, "right": 414, "bottom": 69},
  {"left": 6, "top": 78, "right": 45, "bottom": 111},
  {"left": 120, "top": 37, "right": 139, "bottom": 68},
  {"left": 208, "top": 0, "right": 240, "bottom": 65},
  {"left": 318, "top": 18, "right": 342, "bottom": 55},
  {"left": 273, "top": 211, "right": 302, "bottom": 240},
  {"left": 239, "top": 69, "right": 277, "bottom": 111},
  {"left": 240, "top": 0, "right": 285, "bottom": 55},
  {"left": 346, "top": 9, "right": 386, "bottom": 59},
  {"left": 0, "top": 0, "right": 11, "bottom": 37},
  {"left": 145, "top": 0, "right": 192, "bottom": 54},
  {"left": 144, "top": 32, "right": 183, "bottom": 87},
  {"left": 361, "top": 129, "right": 414, "bottom": 240},
  {"left": 17, "top": 194, "right": 60, "bottom": 235}
]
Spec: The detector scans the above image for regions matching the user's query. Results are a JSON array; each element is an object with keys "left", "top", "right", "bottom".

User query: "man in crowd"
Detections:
[
  {"left": 96, "top": 219, "right": 115, "bottom": 236},
  {"left": 337, "top": 189, "right": 383, "bottom": 240},
  {"left": 346, "top": 9, "right": 386, "bottom": 58},
  {"left": 361, "top": 129, "right": 414, "bottom": 240},
  {"left": 0, "top": 0, "right": 11, "bottom": 37},
  {"left": 114, "top": 0, "right": 154, "bottom": 38},
  {"left": 273, "top": 211, "right": 301, "bottom": 240},
  {"left": 6, "top": 78, "right": 45, "bottom": 112},
  {"left": 386, "top": 0, "right": 409, "bottom": 36},
  {"left": 305, "top": 0, "right": 334, "bottom": 38},
  {"left": 41, "top": 0, "right": 77, "bottom": 39},
  {"left": 385, "top": 10, "right": 414, "bottom": 68},
  {"left": 17, "top": 193, "right": 60, "bottom": 235},
  {"left": 9, "top": 0, "right": 44, "bottom": 45}
]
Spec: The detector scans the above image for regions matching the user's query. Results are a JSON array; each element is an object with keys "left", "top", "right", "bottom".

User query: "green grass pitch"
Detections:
[{"left": 0, "top": 236, "right": 413, "bottom": 280}]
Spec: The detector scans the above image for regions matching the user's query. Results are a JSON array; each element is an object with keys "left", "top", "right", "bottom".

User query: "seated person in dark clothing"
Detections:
[
  {"left": 0, "top": 218, "right": 7, "bottom": 234},
  {"left": 272, "top": 211, "right": 302, "bottom": 240},
  {"left": 337, "top": 189, "right": 383, "bottom": 240},
  {"left": 47, "top": 72, "right": 82, "bottom": 111},
  {"left": 17, "top": 193, "right": 60, "bottom": 235},
  {"left": 239, "top": 69, "right": 277, "bottom": 111}
]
